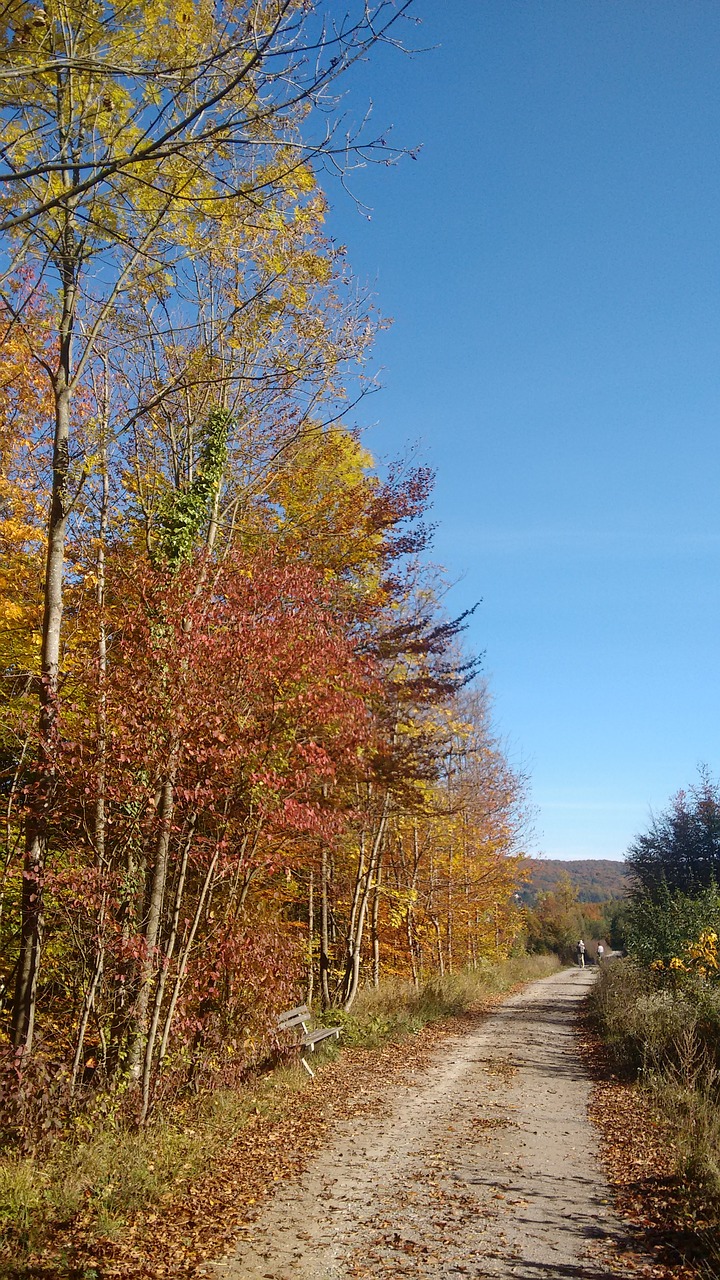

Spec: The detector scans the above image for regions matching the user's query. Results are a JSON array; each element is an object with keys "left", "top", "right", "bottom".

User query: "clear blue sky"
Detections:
[{"left": 325, "top": 0, "right": 720, "bottom": 861}]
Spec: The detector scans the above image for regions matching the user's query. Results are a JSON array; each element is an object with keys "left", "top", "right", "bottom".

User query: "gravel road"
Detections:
[{"left": 205, "top": 968, "right": 653, "bottom": 1280}]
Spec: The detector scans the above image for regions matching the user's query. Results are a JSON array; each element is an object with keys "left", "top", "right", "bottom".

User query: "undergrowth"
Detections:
[
  {"left": 589, "top": 959, "right": 720, "bottom": 1243},
  {"left": 0, "top": 954, "right": 558, "bottom": 1270},
  {"left": 0, "top": 1066, "right": 304, "bottom": 1268},
  {"left": 336, "top": 952, "right": 560, "bottom": 1046}
]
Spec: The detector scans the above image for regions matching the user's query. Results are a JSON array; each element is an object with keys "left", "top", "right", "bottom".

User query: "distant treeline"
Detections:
[{"left": 518, "top": 858, "right": 628, "bottom": 906}]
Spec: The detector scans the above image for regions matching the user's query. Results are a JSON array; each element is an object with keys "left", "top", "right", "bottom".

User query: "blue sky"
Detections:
[{"left": 325, "top": 0, "right": 720, "bottom": 861}]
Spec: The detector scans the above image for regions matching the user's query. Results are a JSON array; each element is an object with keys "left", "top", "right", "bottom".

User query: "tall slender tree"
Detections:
[{"left": 0, "top": 0, "right": 416, "bottom": 1053}]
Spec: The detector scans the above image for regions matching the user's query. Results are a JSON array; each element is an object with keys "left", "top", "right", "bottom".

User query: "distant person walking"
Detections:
[
  {"left": 577, "top": 940, "right": 586, "bottom": 968},
  {"left": 597, "top": 943, "right": 605, "bottom": 964}
]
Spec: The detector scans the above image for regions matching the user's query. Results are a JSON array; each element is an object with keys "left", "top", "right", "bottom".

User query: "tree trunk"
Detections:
[
  {"left": 158, "top": 848, "right": 219, "bottom": 1066},
  {"left": 11, "top": 308, "right": 75, "bottom": 1052},
  {"left": 70, "top": 436, "right": 110, "bottom": 1092},
  {"left": 446, "top": 839, "right": 454, "bottom": 975},
  {"left": 320, "top": 845, "right": 331, "bottom": 1009},
  {"left": 139, "top": 816, "right": 196, "bottom": 1122},
  {"left": 432, "top": 916, "right": 444, "bottom": 977},
  {"left": 307, "top": 871, "right": 314, "bottom": 1006},
  {"left": 371, "top": 863, "right": 381, "bottom": 988},
  {"left": 406, "top": 909, "right": 419, "bottom": 987},
  {"left": 341, "top": 799, "right": 389, "bottom": 1010},
  {"left": 127, "top": 755, "right": 177, "bottom": 1084}
]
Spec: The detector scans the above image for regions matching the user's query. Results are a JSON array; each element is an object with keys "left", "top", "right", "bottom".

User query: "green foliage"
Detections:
[
  {"left": 153, "top": 410, "right": 230, "bottom": 571},
  {"left": 605, "top": 900, "right": 631, "bottom": 950},
  {"left": 523, "top": 875, "right": 583, "bottom": 960},
  {"left": 626, "top": 883, "right": 720, "bottom": 968},
  {"left": 626, "top": 769, "right": 720, "bottom": 902}
]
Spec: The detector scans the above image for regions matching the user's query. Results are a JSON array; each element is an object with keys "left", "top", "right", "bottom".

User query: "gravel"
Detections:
[{"left": 204, "top": 968, "right": 655, "bottom": 1280}]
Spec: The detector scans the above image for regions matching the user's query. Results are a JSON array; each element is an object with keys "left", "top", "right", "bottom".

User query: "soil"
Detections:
[{"left": 200, "top": 968, "right": 669, "bottom": 1280}]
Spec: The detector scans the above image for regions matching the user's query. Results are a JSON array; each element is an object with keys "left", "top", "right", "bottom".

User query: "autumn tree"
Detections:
[
  {"left": 303, "top": 558, "right": 529, "bottom": 1008},
  {"left": 380, "top": 687, "right": 527, "bottom": 985},
  {"left": 524, "top": 875, "right": 583, "bottom": 959},
  {"left": 0, "top": 0, "right": 416, "bottom": 1053},
  {"left": 0, "top": 3, "right": 532, "bottom": 1137}
]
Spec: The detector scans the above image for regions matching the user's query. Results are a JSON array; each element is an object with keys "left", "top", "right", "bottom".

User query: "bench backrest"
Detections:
[{"left": 277, "top": 1004, "right": 311, "bottom": 1031}]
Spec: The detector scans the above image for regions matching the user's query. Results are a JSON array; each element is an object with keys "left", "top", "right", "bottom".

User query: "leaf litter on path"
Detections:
[
  {"left": 580, "top": 1011, "right": 708, "bottom": 1280},
  {"left": 16, "top": 994, "right": 514, "bottom": 1279},
  {"left": 16, "top": 973, "right": 698, "bottom": 1280}
]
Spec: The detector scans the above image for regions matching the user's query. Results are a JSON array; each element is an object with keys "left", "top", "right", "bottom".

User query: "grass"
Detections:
[
  {"left": 335, "top": 952, "right": 561, "bottom": 1046},
  {"left": 589, "top": 958, "right": 720, "bottom": 1243},
  {"left": 0, "top": 953, "right": 559, "bottom": 1271},
  {"left": 0, "top": 1063, "right": 308, "bottom": 1267}
]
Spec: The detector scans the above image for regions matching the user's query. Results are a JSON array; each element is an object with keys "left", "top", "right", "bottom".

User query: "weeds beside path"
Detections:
[
  {"left": 204, "top": 967, "right": 667, "bottom": 1280},
  {"left": 584, "top": 959, "right": 720, "bottom": 1279},
  {"left": 1, "top": 956, "right": 557, "bottom": 1279}
]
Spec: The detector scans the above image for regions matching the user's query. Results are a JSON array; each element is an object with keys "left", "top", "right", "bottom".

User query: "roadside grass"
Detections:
[
  {"left": 335, "top": 952, "right": 561, "bottom": 1046},
  {"left": 0, "top": 1061, "right": 311, "bottom": 1271},
  {"left": 589, "top": 958, "right": 720, "bottom": 1254},
  {"left": 0, "top": 953, "right": 559, "bottom": 1271}
]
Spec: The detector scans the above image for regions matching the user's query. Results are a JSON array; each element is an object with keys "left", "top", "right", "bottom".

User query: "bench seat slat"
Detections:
[
  {"left": 301, "top": 1026, "right": 341, "bottom": 1046},
  {"left": 277, "top": 1004, "right": 343, "bottom": 1066}
]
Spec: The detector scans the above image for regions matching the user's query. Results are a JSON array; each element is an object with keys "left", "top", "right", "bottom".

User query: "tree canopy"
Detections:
[
  {"left": 626, "top": 770, "right": 720, "bottom": 902},
  {"left": 0, "top": 1, "right": 531, "bottom": 1142}
]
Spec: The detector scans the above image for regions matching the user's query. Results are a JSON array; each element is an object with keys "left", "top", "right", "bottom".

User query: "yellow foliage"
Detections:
[
  {"left": 266, "top": 426, "right": 383, "bottom": 585},
  {"left": 0, "top": 308, "right": 49, "bottom": 685},
  {"left": 685, "top": 929, "right": 720, "bottom": 976}
]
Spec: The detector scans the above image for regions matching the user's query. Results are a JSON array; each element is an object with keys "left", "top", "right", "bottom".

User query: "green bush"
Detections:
[{"left": 626, "top": 884, "right": 720, "bottom": 968}]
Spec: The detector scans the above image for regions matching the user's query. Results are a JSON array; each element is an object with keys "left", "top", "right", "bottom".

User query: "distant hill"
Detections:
[{"left": 518, "top": 858, "right": 628, "bottom": 905}]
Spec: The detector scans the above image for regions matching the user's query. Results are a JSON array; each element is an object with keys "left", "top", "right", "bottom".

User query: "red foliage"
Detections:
[{"left": 28, "top": 544, "right": 376, "bottom": 1081}]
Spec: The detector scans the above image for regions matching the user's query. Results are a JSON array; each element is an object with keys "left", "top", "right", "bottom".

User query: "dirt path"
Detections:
[{"left": 203, "top": 969, "right": 658, "bottom": 1280}]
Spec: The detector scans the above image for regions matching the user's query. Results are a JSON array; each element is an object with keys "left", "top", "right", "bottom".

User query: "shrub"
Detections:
[
  {"left": 333, "top": 955, "right": 560, "bottom": 1047},
  {"left": 589, "top": 958, "right": 693, "bottom": 1073},
  {"left": 590, "top": 960, "right": 720, "bottom": 1214},
  {"left": 626, "top": 884, "right": 720, "bottom": 970}
]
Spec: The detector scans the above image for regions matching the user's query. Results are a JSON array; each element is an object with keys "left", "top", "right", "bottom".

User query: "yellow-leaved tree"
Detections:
[{"left": 0, "top": 0, "right": 415, "bottom": 1054}]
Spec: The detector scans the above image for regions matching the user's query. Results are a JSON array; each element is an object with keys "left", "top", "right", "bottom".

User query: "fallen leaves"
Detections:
[
  {"left": 579, "top": 1011, "right": 703, "bottom": 1279},
  {"left": 13, "top": 993, "right": 513, "bottom": 1279}
]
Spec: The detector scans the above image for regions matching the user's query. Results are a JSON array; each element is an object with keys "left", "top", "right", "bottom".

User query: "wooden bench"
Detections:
[{"left": 277, "top": 1004, "right": 342, "bottom": 1078}]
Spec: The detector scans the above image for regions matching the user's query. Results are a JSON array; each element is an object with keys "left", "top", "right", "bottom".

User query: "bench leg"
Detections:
[{"left": 301, "top": 1056, "right": 315, "bottom": 1079}]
